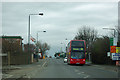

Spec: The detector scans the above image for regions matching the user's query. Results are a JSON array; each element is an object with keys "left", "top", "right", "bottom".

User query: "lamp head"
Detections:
[
  {"left": 43, "top": 31, "right": 46, "bottom": 32},
  {"left": 39, "top": 13, "right": 43, "bottom": 15}
]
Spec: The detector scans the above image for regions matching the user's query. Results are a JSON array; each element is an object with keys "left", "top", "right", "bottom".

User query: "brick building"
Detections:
[
  {"left": 0, "top": 36, "right": 23, "bottom": 53},
  {"left": 0, "top": 36, "right": 24, "bottom": 65}
]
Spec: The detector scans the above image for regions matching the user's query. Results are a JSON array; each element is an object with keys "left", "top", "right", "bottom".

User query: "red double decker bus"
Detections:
[{"left": 66, "top": 40, "right": 86, "bottom": 65}]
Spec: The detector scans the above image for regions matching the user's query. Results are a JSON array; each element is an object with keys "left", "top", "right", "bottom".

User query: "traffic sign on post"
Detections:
[
  {"left": 110, "top": 46, "right": 116, "bottom": 53},
  {"left": 116, "top": 47, "right": 120, "bottom": 53},
  {"left": 110, "top": 38, "right": 113, "bottom": 46},
  {"left": 113, "top": 37, "right": 117, "bottom": 46},
  {"left": 112, "top": 53, "right": 120, "bottom": 60}
]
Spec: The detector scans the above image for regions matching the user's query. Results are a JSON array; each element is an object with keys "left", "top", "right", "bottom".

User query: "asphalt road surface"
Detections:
[{"left": 30, "top": 58, "right": 118, "bottom": 78}]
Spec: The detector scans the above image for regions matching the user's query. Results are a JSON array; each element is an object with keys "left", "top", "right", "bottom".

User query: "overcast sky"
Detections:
[{"left": 2, "top": 2, "right": 118, "bottom": 56}]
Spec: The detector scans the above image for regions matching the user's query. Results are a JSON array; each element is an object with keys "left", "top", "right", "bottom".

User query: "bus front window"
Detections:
[{"left": 71, "top": 52, "right": 85, "bottom": 59}]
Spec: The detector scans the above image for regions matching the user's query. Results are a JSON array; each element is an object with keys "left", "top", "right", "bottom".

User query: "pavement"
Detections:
[
  {"left": 85, "top": 61, "right": 92, "bottom": 65},
  {"left": 92, "top": 64, "right": 119, "bottom": 72},
  {"left": 85, "top": 61, "right": 119, "bottom": 72},
  {"left": 1, "top": 58, "right": 49, "bottom": 79},
  {"left": 85, "top": 62, "right": 120, "bottom": 72}
]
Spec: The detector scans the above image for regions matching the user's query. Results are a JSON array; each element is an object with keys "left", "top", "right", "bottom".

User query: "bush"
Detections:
[{"left": 91, "top": 36, "right": 115, "bottom": 65}]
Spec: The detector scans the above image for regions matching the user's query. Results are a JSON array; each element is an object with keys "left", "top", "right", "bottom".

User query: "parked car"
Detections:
[
  {"left": 64, "top": 57, "right": 67, "bottom": 63},
  {"left": 49, "top": 56, "right": 52, "bottom": 58},
  {"left": 56, "top": 56, "right": 60, "bottom": 59}
]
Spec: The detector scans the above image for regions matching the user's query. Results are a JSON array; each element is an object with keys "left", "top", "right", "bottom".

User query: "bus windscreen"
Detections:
[{"left": 71, "top": 52, "right": 85, "bottom": 59}]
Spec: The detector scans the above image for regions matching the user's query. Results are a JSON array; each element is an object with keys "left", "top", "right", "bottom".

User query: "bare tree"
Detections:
[
  {"left": 42, "top": 42, "right": 50, "bottom": 52},
  {"left": 74, "top": 26, "right": 98, "bottom": 45},
  {"left": 36, "top": 41, "right": 50, "bottom": 58},
  {"left": 74, "top": 26, "right": 98, "bottom": 61}
]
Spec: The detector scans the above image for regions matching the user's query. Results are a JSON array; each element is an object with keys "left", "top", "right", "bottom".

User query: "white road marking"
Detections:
[
  {"left": 42, "top": 62, "right": 47, "bottom": 67},
  {"left": 83, "top": 75, "right": 90, "bottom": 78},
  {"left": 77, "top": 73, "right": 81, "bottom": 75}
]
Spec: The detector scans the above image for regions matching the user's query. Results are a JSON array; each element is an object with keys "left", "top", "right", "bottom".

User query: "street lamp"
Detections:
[
  {"left": 103, "top": 27, "right": 118, "bottom": 45},
  {"left": 37, "top": 31, "right": 46, "bottom": 43},
  {"left": 102, "top": 28, "right": 116, "bottom": 37},
  {"left": 36, "top": 31, "right": 46, "bottom": 61},
  {"left": 28, "top": 13, "right": 43, "bottom": 63},
  {"left": 103, "top": 27, "right": 119, "bottom": 66}
]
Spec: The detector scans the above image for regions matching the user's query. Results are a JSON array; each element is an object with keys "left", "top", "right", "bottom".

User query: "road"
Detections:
[
  {"left": 2, "top": 58, "right": 118, "bottom": 79},
  {"left": 29, "top": 58, "right": 118, "bottom": 78}
]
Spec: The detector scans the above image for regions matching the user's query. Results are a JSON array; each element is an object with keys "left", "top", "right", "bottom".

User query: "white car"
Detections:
[
  {"left": 64, "top": 57, "right": 67, "bottom": 63},
  {"left": 56, "top": 56, "right": 60, "bottom": 59}
]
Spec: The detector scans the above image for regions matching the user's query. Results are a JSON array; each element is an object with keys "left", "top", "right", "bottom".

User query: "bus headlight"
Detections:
[
  {"left": 71, "top": 59, "right": 73, "bottom": 61},
  {"left": 83, "top": 59, "right": 85, "bottom": 61}
]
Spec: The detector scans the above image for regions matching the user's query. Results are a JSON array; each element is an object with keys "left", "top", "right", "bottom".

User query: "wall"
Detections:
[{"left": 2, "top": 53, "right": 32, "bottom": 65}]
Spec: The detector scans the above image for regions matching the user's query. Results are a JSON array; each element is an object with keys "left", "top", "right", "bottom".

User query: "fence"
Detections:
[{"left": 2, "top": 52, "right": 32, "bottom": 65}]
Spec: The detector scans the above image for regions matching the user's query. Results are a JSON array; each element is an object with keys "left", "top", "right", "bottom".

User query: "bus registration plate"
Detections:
[{"left": 76, "top": 63, "right": 80, "bottom": 64}]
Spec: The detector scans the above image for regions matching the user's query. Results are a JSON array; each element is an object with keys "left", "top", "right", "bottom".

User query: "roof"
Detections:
[
  {"left": 0, "top": 36, "right": 23, "bottom": 39},
  {"left": 71, "top": 40, "right": 85, "bottom": 42}
]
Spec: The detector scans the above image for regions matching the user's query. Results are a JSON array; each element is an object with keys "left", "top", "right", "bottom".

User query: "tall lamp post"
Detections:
[
  {"left": 36, "top": 31, "right": 46, "bottom": 61},
  {"left": 60, "top": 42, "right": 63, "bottom": 54},
  {"left": 28, "top": 13, "right": 43, "bottom": 63},
  {"left": 103, "top": 27, "right": 119, "bottom": 66}
]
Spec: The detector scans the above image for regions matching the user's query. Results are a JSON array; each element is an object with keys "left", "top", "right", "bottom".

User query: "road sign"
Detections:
[
  {"left": 113, "top": 37, "right": 117, "bottom": 46},
  {"left": 110, "top": 46, "right": 116, "bottom": 53},
  {"left": 112, "top": 53, "right": 120, "bottom": 60},
  {"left": 107, "top": 52, "right": 110, "bottom": 57},
  {"left": 116, "top": 47, "right": 120, "bottom": 53},
  {"left": 110, "top": 38, "right": 113, "bottom": 46}
]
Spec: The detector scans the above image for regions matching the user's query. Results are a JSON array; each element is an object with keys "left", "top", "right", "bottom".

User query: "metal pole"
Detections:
[
  {"left": 89, "top": 52, "right": 91, "bottom": 62},
  {"left": 37, "top": 32, "right": 38, "bottom": 53},
  {"left": 36, "top": 32, "right": 38, "bottom": 62},
  {"left": 118, "top": 3, "right": 120, "bottom": 44},
  {"left": 61, "top": 43, "right": 63, "bottom": 54},
  {"left": 28, "top": 15, "right": 30, "bottom": 50},
  {"left": 61, "top": 47, "right": 62, "bottom": 53},
  {"left": 37, "top": 32, "right": 39, "bottom": 62},
  {"left": 37, "top": 32, "right": 38, "bottom": 43},
  {"left": 36, "top": 31, "right": 46, "bottom": 59},
  {"left": 28, "top": 15, "right": 30, "bottom": 64},
  {"left": 28, "top": 13, "right": 43, "bottom": 63},
  {"left": 113, "top": 29, "right": 115, "bottom": 37}
]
